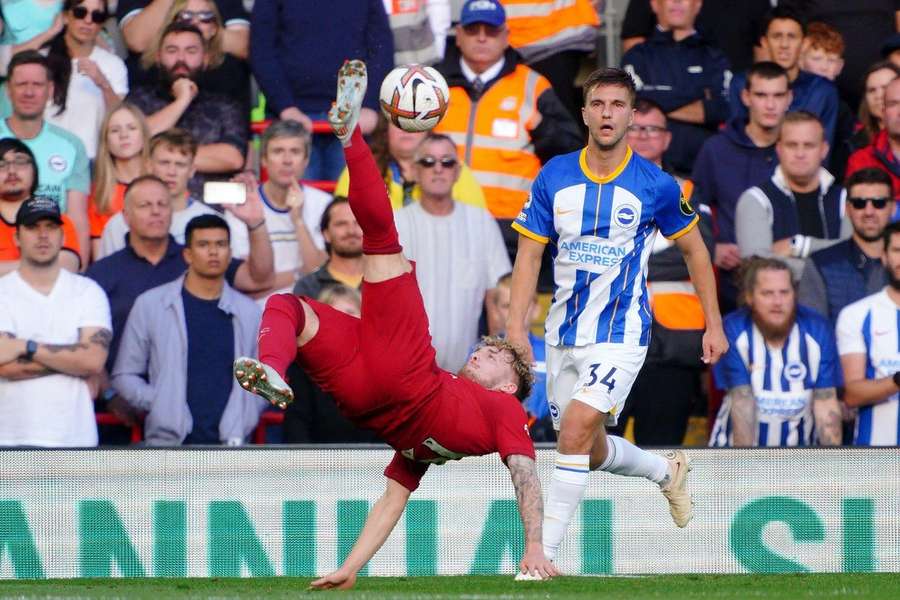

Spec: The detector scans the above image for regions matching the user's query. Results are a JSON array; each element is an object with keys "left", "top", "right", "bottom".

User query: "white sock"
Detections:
[
  {"left": 542, "top": 453, "right": 590, "bottom": 562},
  {"left": 598, "top": 436, "right": 669, "bottom": 485}
]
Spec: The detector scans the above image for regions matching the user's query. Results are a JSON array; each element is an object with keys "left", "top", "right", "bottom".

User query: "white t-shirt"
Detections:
[
  {"left": 98, "top": 199, "right": 248, "bottom": 258},
  {"left": 230, "top": 184, "right": 329, "bottom": 302},
  {"left": 836, "top": 289, "right": 900, "bottom": 446},
  {"left": 0, "top": 269, "right": 111, "bottom": 447},
  {"left": 395, "top": 201, "right": 510, "bottom": 372},
  {"left": 45, "top": 46, "right": 129, "bottom": 159}
]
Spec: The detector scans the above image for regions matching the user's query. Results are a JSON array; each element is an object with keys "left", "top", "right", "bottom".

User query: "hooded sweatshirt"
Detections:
[{"left": 691, "top": 118, "right": 778, "bottom": 243}]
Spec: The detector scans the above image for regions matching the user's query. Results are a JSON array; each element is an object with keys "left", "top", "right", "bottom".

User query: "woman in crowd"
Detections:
[
  {"left": 41, "top": 0, "right": 128, "bottom": 160},
  {"left": 88, "top": 102, "right": 149, "bottom": 260},
  {"left": 0, "top": 0, "right": 62, "bottom": 73},
  {"left": 852, "top": 61, "right": 900, "bottom": 151},
  {"left": 138, "top": 0, "right": 251, "bottom": 113},
  {"left": 334, "top": 115, "right": 485, "bottom": 210}
]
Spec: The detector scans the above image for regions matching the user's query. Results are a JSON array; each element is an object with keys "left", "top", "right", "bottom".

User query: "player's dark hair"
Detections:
[
  {"left": 744, "top": 61, "right": 790, "bottom": 91},
  {"left": 160, "top": 21, "right": 206, "bottom": 49},
  {"left": 845, "top": 167, "right": 893, "bottom": 197},
  {"left": 185, "top": 214, "right": 230, "bottom": 246},
  {"left": 320, "top": 196, "right": 351, "bottom": 255},
  {"left": 883, "top": 221, "right": 900, "bottom": 250},
  {"left": 477, "top": 336, "right": 535, "bottom": 402},
  {"left": 582, "top": 67, "right": 636, "bottom": 106},
  {"left": 0, "top": 138, "right": 38, "bottom": 196},
  {"left": 738, "top": 257, "right": 795, "bottom": 302}
]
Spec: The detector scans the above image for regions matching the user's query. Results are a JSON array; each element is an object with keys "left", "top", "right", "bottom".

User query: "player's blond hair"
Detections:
[{"left": 477, "top": 336, "right": 535, "bottom": 402}]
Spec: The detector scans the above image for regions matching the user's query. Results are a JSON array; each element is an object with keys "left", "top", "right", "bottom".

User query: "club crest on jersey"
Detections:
[
  {"left": 784, "top": 362, "right": 807, "bottom": 382},
  {"left": 48, "top": 155, "right": 68, "bottom": 172},
  {"left": 679, "top": 192, "right": 695, "bottom": 217},
  {"left": 613, "top": 204, "right": 639, "bottom": 229},
  {"left": 548, "top": 401, "right": 560, "bottom": 421}
]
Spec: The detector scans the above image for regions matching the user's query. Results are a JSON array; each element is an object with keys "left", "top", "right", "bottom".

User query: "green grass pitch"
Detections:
[{"left": 1, "top": 574, "right": 899, "bottom": 599}]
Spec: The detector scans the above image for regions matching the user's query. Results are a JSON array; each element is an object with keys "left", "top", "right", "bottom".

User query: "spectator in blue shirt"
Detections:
[
  {"left": 250, "top": 0, "right": 394, "bottom": 181},
  {"left": 728, "top": 7, "right": 839, "bottom": 151},
  {"left": 622, "top": 0, "right": 731, "bottom": 176}
]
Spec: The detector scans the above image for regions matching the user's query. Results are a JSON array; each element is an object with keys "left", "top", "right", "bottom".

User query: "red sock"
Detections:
[
  {"left": 344, "top": 128, "right": 402, "bottom": 255},
  {"left": 258, "top": 293, "right": 306, "bottom": 380}
]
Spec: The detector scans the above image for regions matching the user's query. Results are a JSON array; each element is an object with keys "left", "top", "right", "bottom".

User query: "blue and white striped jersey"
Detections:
[
  {"left": 513, "top": 147, "right": 697, "bottom": 347},
  {"left": 836, "top": 289, "right": 900, "bottom": 446},
  {"left": 711, "top": 305, "right": 840, "bottom": 447}
]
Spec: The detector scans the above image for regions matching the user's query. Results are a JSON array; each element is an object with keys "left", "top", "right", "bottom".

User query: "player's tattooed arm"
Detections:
[
  {"left": 506, "top": 454, "right": 543, "bottom": 545},
  {"left": 812, "top": 387, "right": 842, "bottom": 446},
  {"left": 728, "top": 385, "right": 757, "bottom": 447}
]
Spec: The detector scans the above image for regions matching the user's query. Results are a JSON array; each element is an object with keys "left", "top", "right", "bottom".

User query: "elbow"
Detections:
[
  {"left": 223, "top": 151, "right": 245, "bottom": 172},
  {"left": 82, "top": 353, "right": 108, "bottom": 377}
]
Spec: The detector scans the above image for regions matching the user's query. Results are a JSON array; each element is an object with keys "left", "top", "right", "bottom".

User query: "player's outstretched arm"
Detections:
[
  {"left": 674, "top": 226, "right": 728, "bottom": 364},
  {"left": 506, "top": 454, "right": 560, "bottom": 579},
  {"left": 309, "top": 478, "right": 411, "bottom": 590}
]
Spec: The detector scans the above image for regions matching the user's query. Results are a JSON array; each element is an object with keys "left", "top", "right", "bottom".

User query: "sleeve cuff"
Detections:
[
  {"left": 511, "top": 222, "right": 549, "bottom": 244},
  {"left": 664, "top": 214, "right": 699, "bottom": 240}
]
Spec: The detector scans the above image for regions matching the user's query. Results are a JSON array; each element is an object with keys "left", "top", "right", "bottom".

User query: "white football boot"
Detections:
[
  {"left": 233, "top": 357, "right": 294, "bottom": 409},
  {"left": 328, "top": 59, "right": 367, "bottom": 146},
  {"left": 660, "top": 449, "right": 694, "bottom": 528}
]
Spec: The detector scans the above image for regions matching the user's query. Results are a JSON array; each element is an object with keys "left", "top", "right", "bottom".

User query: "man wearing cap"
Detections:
[
  {"left": 0, "top": 196, "right": 112, "bottom": 447},
  {"left": 432, "top": 0, "right": 582, "bottom": 263},
  {"left": 0, "top": 138, "right": 81, "bottom": 274}
]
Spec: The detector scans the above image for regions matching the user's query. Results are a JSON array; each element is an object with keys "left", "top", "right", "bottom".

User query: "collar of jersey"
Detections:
[{"left": 579, "top": 146, "right": 632, "bottom": 184}]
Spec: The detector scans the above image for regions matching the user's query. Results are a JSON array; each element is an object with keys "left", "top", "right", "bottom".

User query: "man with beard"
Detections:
[
  {"left": 710, "top": 257, "right": 842, "bottom": 447},
  {"left": 0, "top": 196, "right": 111, "bottom": 447},
  {"left": 837, "top": 221, "right": 900, "bottom": 446},
  {"left": 293, "top": 197, "right": 363, "bottom": 300},
  {"left": 0, "top": 138, "right": 81, "bottom": 274},
  {"left": 112, "top": 214, "right": 267, "bottom": 445},
  {"left": 799, "top": 168, "right": 895, "bottom": 325},
  {"left": 127, "top": 22, "right": 246, "bottom": 199}
]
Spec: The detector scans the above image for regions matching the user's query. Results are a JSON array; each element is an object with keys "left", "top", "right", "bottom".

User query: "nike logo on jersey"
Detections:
[
  {"left": 555, "top": 207, "right": 575, "bottom": 216},
  {"left": 874, "top": 330, "right": 891, "bottom": 336}
]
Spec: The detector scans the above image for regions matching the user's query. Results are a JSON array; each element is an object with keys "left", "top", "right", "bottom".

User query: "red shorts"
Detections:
[{"left": 294, "top": 270, "right": 441, "bottom": 425}]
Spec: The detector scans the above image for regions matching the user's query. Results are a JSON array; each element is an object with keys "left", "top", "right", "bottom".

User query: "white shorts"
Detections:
[{"left": 545, "top": 343, "right": 648, "bottom": 429}]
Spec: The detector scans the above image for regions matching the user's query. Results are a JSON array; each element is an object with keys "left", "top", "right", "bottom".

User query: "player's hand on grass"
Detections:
[
  {"left": 309, "top": 568, "right": 357, "bottom": 590},
  {"left": 701, "top": 325, "right": 729, "bottom": 365},
  {"left": 519, "top": 543, "right": 559, "bottom": 580}
]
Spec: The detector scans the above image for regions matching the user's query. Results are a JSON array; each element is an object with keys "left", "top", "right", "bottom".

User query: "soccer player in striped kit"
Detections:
[
  {"left": 838, "top": 220, "right": 900, "bottom": 445},
  {"left": 507, "top": 67, "right": 728, "bottom": 566},
  {"left": 710, "top": 258, "right": 842, "bottom": 447}
]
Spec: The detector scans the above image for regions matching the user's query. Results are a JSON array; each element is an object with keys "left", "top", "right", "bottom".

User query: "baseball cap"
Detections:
[
  {"left": 460, "top": 0, "right": 506, "bottom": 27},
  {"left": 881, "top": 33, "right": 900, "bottom": 58},
  {"left": 15, "top": 196, "right": 63, "bottom": 227}
]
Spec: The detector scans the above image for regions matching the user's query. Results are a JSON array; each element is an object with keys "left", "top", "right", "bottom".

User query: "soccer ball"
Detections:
[{"left": 379, "top": 64, "right": 450, "bottom": 132}]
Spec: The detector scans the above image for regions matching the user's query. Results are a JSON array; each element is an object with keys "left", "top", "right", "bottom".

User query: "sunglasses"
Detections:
[
  {"left": 461, "top": 23, "right": 505, "bottom": 37},
  {"left": 71, "top": 6, "right": 108, "bottom": 24},
  {"left": 176, "top": 10, "right": 217, "bottom": 24},
  {"left": 416, "top": 156, "right": 458, "bottom": 169},
  {"left": 626, "top": 124, "right": 667, "bottom": 137},
  {"left": 848, "top": 196, "right": 891, "bottom": 210}
]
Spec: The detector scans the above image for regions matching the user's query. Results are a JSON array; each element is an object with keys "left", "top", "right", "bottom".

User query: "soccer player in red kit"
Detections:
[{"left": 234, "top": 60, "right": 559, "bottom": 589}]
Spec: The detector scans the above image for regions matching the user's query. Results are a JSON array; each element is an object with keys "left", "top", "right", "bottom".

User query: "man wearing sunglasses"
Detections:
[
  {"left": 394, "top": 133, "right": 511, "bottom": 373},
  {"left": 735, "top": 111, "right": 849, "bottom": 279},
  {"left": 799, "top": 168, "right": 894, "bottom": 325}
]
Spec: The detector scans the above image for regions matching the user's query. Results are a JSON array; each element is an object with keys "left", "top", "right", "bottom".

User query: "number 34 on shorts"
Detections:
[{"left": 545, "top": 344, "right": 649, "bottom": 428}]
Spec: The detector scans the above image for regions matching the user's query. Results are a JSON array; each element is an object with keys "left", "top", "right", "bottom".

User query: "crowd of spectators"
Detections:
[{"left": 2, "top": 0, "right": 900, "bottom": 449}]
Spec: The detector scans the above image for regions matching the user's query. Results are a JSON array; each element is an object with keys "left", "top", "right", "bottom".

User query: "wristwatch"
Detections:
[{"left": 23, "top": 339, "right": 37, "bottom": 361}]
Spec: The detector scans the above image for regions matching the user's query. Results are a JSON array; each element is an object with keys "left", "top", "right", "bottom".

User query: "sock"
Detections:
[
  {"left": 542, "top": 453, "right": 590, "bottom": 562},
  {"left": 344, "top": 127, "right": 402, "bottom": 255},
  {"left": 599, "top": 436, "right": 669, "bottom": 485},
  {"left": 258, "top": 293, "right": 306, "bottom": 380}
]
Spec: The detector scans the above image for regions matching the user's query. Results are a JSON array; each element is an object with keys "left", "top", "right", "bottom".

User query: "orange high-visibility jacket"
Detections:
[
  {"left": 434, "top": 64, "right": 551, "bottom": 219},
  {"left": 502, "top": 0, "right": 600, "bottom": 62}
]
